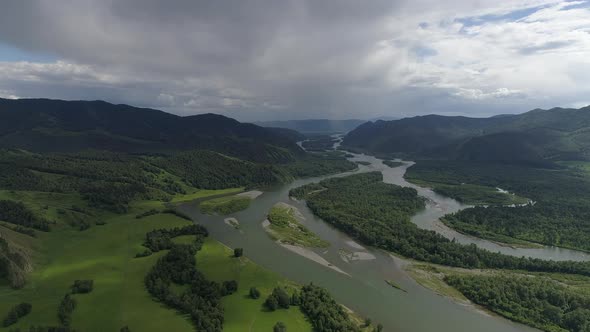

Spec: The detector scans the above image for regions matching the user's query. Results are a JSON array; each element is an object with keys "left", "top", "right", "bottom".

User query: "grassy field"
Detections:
[
  {"left": 197, "top": 239, "right": 312, "bottom": 332},
  {"left": 266, "top": 205, "right": 330, "bottom": 248},
  {"left": 199, "top": 195, "right": 251, "bottom": 215},
  {"left": 0, "top": 188, "right": 317, "bottom": 331},
  {"left": 0, "top": 210, "right": 195, "bottom": 332}
]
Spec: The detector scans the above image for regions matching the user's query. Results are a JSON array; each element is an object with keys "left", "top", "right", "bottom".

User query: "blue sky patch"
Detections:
[
  {"left": 0, "top": 43, "right": 57, "bottom": 62},
  {"left": 456, "top": 4, "right": 546, "bottom": 28}
]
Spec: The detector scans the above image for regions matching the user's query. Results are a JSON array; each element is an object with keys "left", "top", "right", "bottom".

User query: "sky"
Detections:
[{"left": 0, "top": 0, "right": 589, "bottom": 121}]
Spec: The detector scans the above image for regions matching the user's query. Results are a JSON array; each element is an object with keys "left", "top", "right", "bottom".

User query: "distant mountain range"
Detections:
[
  {"left": 255, "top": 119, "right": 366, "bottom": 134},
  {"left": 0, "top": 98, "right": 303, "bottom": 163},
  {"left": 343, "top": 106, "right": 590, "bottom": 166}
]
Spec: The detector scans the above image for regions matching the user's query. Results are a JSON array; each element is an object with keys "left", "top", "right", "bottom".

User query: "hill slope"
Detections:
[
  {"left": 0, "top": 98, "right": 303, "bottom": 163},
  {"left": 255, "top": 119, "right": 366, "bottom": 134},
  {"left": 343, "top": 106, "right": 590, "bottom": 164}
]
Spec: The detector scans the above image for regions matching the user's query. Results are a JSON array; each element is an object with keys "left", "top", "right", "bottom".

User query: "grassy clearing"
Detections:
[
  {"left": 266, "top": 205, "right": 330, "bottom": 248},
  {"left": 199, "top": 195, "right": 251, "bottom": 215},
  {"left": 197, "top": 239, "right": 313, "bottom": 332}
]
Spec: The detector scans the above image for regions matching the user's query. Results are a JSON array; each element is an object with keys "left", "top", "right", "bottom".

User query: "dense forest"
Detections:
[
  {"left": 155, "top": 150, "right": 292, "bottom": 189},
  {"left": 445, "top": 274, "right": 590, "bottom": 332},
  {"left": 408, "top": 160, "right": 590, "bottom": 251},
  {"left": 299, "top": 284, "right": 361, "bottom": 332},
  {"left": 291, "top": 172, "right": 590, "bottom": 276}
]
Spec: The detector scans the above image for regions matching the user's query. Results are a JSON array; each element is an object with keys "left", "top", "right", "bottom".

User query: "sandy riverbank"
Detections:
[{"left": 237, "top": 190, "right": 263, "bottom": 199}]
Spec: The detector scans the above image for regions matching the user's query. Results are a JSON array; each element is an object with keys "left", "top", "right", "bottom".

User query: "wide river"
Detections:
[{"left": 179, "top": 137, "right": 590, "bottom": 332}]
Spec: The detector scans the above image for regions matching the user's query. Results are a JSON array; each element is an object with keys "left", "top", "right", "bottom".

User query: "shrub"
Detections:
[
  {"left": 71, "top": 280, "right": 93, "bottom": 294},
  {"left": 273, "top": 322, "right": 287, "bottom": 332},
  {"left": 249, "top": 287, "right": 260, "bottom": 299}
]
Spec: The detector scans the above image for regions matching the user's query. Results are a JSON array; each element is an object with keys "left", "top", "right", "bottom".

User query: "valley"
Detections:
[{"left": 2, "top": 99, "right": 590, "bottom": 332}]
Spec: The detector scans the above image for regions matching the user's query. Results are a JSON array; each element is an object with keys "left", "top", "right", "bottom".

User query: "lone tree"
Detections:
[
  {"left": 221, "top": 280, "right": 238, "bottom": 296},
  {"left": 234, "top": 248, "right": 243, "bottom": 257},
  {"left": 249, "top": 287, "right": 261, "bottom": 299},
  {"left": 265, "top": 295, "right": 279, "bottom": 311},
  {"left": 265, "top": 287, "right": 290, "bottom": 310},
  {"left": 273, "top": 322, "right": 287, "bottom": 332}
]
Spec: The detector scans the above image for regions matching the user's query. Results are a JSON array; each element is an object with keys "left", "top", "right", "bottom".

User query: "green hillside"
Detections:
[
  {"left": 0, "top": 98, "right": 303, "bottom": 163},
  {"left": 343, "top": 106, "right": 590, "bottom": 164}
]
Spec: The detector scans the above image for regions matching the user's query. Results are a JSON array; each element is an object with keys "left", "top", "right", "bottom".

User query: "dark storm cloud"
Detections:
[{"left": 0, "top": 0, "right": 589, "bottom": 120}]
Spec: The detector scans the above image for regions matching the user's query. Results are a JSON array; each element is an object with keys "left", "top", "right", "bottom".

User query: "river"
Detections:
[{"left": 178, "top": 136, "right": 590, "bottom": 332}]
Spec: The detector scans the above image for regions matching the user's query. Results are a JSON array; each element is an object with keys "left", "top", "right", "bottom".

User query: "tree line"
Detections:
[{"left": 445, "top": 274, "right": 590, "bottom": 332}]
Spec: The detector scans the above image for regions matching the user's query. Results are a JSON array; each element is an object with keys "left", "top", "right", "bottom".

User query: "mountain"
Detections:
[
  {"left": 255, "top": 119, "right": 366, "bottom": 134},
  {"left": 0, "top": 98, "right": 303, "bottom": 163},
  {"left": 264, "top": 127, "right": 306, "bottom": 142},
  {"left": 343, "top": 106, "right": 590, "bottom": 165}
]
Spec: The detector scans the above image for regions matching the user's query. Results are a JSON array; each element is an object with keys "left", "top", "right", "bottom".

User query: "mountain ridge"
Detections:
[
  {"left": 0, "top": 98, "right": 303, "bottom": 163},
  {"left": 343, "top": 106, "right": 590, "bottom": 165}
]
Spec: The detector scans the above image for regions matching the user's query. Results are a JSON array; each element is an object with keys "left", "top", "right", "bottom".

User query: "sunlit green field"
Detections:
[
  {"left": 197, "top": 239, "right": 312, "bottom": 332},
  {"left": 0, "top": 188, "right": 312, "bottom": 331}
]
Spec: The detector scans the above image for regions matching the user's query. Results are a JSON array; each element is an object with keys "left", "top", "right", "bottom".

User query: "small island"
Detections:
[{"left": 264, "top": 203, "right": 329, "bottom": 248}]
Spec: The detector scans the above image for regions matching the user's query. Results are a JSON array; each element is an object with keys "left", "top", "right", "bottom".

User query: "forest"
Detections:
[
  {"left": 299, "top": 284, "right": 361, "bottom": 332},
  {"left": 407, "top": 160, "right": 590, "bottom": 251},
  {"left": 291, "top": 172, "right": 590, "bottom": 276},
  {"left": 0, "top": 147, "right": 354, "bottom": 215},
  {"left": 445, "top": 274, "right": 590, "bottom": 332}
]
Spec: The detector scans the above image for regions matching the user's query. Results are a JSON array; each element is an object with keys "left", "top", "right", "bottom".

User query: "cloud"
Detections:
[{"left": 0, "top": 0, "right": 588, "bottom": 120}]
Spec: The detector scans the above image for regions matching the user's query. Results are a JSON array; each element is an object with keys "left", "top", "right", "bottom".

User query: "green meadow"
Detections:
[
  {"left": 197, "top": 239, "right": 312, "bottom": 332},
  {"left": 0, "top": 189, "right": 312, "bottom": 332}
]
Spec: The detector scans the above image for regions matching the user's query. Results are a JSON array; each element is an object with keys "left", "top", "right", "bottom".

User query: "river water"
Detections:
[{"left": 179, "top": 137, "right": 590, "bottom": 332}]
